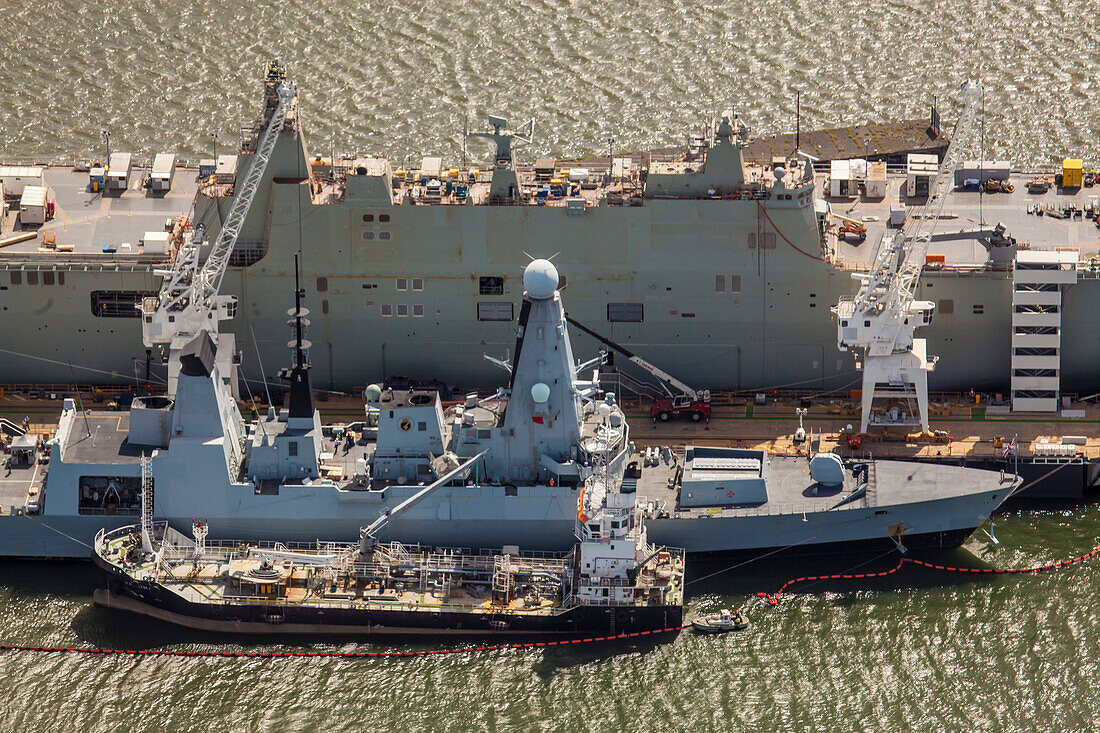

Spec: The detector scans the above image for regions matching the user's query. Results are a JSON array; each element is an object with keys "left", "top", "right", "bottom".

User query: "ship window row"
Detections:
[
  {"left": 714, "top": 275, "right": 742, "bottom": 293},
  {"left": 362, "top": 214, "right": 391, "bottom": 223},
  {"left": 362, "top": 231, "right": 392, "bottom": 240},
  {"left": 396, "top": 278, "right": 424, "bottom": 292},
  {"left": 747, "top": 233, "right": 777, "bottom": 250},
  {"left": 381, "top": 304, "right": 426, "bottom": 317},
  {"left": 9, "top": 270, "right": 65, "bottom": 286}
]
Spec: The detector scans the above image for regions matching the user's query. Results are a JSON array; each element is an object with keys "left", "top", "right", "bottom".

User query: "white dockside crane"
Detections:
[
  {"left": 141, "top": 62, "right": 296, "bottom": 397},
  {"left": 832, "top": 81, "right": 982, "bottom": 437}
]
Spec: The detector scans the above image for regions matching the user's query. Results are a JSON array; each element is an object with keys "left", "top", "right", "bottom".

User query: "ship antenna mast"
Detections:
[{"left": 293, "top": 253, "right": 305, "bottom": 368}]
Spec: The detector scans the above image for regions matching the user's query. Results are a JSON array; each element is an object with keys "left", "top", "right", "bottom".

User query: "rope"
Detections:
[
  {"left": 756, "top": 541, "right": 1100, "bottom": 606},
  {"left": 0, "top": 626, "right": 687, "bottom": 660},
  {"left": 755, "top": 198, "right": 826, "bottom": 262}
]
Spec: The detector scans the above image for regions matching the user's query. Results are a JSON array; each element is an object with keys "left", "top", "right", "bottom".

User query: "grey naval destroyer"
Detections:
[
  {"left": 0, "top": 255, "right": 1017, "bottom": 559},
  {"left": 3, "top": 61, "right": 1100, "bottom": 420}
]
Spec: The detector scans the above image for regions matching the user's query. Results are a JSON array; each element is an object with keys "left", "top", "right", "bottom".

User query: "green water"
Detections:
[
  {"left": 2, "top": 0, "right": 1100, "bottom": 729},
  {"left": 0, "top": 504, "right": 1097, "bottom": 731}
]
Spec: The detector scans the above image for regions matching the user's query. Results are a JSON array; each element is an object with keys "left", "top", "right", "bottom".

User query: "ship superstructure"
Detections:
[
  {"left": 0, "top": 255, "right": 1017, "bottom": 559},
  {"left": 2, "top": 65, "right": 1099, "bottom": 417}
]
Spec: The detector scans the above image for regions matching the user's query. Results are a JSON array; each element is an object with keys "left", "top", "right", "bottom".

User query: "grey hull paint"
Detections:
[{"left": 2, "top": 483, "right": 1002, "bottom": 560}]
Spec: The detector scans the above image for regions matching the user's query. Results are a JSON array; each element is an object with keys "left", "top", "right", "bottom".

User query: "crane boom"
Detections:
[
  {"left": 564, "top": 314, "right": 699, "bottom": 401},
  {"left": 832, "top": 80, "right": 982, "bottom": 435},
  {"left": 141, "top": 62, "right": 297, "bottom": 395}
]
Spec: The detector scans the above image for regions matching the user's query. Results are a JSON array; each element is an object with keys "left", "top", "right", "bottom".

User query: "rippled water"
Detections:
[
  {"left": 1, "top": 506, "right": 1099, "bottom": 731},
  {"left": 1, "top": 1, "right": 1098, "bottom": 168},
  {"left": 2, "top": 2, "right": 1100, "bottom": 729}
]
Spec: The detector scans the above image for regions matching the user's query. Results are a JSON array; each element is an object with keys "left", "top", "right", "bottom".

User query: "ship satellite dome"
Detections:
[
  {"left": 364, "top": 383, "right": 382, "bottom": 403},
  {"left": 531, "top": 382, "right": 551, "bottom": 404},
  {"left": 774, "top": 166, "right": 786, "bottom": 181},
  {"left": 524, "top": 259, "right": 558, "bottom": 299},
  {"left": 598, "top": 403, "right": 612, "bottom": 419}
]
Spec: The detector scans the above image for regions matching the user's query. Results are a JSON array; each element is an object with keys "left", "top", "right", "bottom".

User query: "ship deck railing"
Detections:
[{"left": 160, "top": 586, "right": 571, "bottom": 616}]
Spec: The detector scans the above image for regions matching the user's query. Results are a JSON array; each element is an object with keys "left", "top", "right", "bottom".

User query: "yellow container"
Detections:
[{"left": 1063, "top": 159, "right": 1084, "bottom": 188}]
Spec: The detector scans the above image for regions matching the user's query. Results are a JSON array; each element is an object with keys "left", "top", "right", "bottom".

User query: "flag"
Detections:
[
  {"left": 532, "top": 415, "right": 544, "bottom": 425},
  {"left": 1002, "top": 437, "right": 1017, "bottom": 458}
]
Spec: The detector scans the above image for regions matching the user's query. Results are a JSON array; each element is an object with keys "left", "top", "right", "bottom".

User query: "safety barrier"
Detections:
[{"left": 756, "top": 542, "right": 1100, "bottom": 606}]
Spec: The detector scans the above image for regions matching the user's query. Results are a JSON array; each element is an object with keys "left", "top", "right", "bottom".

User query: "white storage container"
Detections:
[
  {"left": 151, "top": 153, "right": 176, "bottom": 191},
  {"left": 18, "top": 185, "right": 47, "bottom": 225},
  {"left": 107, "top": 152, "right": 133, "bottom": 190},
  {"left": 0, "top": 166, "right": 44, "bottom": 197}
]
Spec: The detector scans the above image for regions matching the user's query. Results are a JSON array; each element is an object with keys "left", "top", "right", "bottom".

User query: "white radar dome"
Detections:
[
  {"left": 531, "top": 382, "right": 551, "bottom": 404},
  {"left": 364, "top": 383, "right": 382, "bottom": 402},
  {"left": 523, "top": 259, "right": 559, "bottom": 299}
]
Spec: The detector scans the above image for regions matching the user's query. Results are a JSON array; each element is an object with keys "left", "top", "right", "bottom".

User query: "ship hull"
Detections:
[
  {"left": 5, "top": 479, "right": 1001, "bottom": 559},
  {"left": 91, "top": 560, "right": 681, "bottom": 638}
]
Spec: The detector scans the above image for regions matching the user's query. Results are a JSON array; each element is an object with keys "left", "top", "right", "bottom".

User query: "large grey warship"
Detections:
[
  {"left": 0, "top": 250, "right": 1016, "bottom": 559},
  {"left": 0, "top": 62, "right": 1099, "bottom": 414}
]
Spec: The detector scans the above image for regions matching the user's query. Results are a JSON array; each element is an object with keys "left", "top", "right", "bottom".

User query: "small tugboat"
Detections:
[
  {"left": 92, "top": 400, "right": 686, "bottom": 638},
  {"left": 691, "top": 608, "right": 749, "bottom": 634}
]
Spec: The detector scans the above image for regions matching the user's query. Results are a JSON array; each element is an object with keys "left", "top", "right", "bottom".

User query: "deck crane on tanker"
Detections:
[
  {"left": 564, "top": 315, "right": 711, "bottom": 423},
  {"left": 832, "top": 80, "right": 982, "bottom": 439},
  {"left": 141, "top": 62, "right": 297, "bottom": 397}
]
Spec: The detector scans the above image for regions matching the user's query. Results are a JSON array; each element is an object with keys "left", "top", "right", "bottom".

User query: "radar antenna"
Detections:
[{"left": 464, "top": 115, "right": 534, "bottom": 203}]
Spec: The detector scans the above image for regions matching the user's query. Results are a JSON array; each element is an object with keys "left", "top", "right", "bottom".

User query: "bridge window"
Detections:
[
  {"left": 9, "top": 272, "right": 20, "bottom": 285},
  {"left": 363, "top": 214, "right": 374, "bottom": 222},
  {"left": 316, "top": 277, "right": 328, "bottom": 292},
  {"left": 973, "top": 304, "right": 984, "bottom": 315},
  {"left": 608, "top": 303, "right": 644, "bottom": 322},
  {"left": 42, "top": 271, "right": 54, "bottom": 286},
  {"left": 412, "top": 278, "right": 424, "bottom": 291},
  {"left": 26, "top": 272, "right": 37, "bottom": 285},
  {"left": 379, "top": 214, "right": 391, "bottom": 223},
  {"left": 91, "top": 291, "right": 153, "bottom": 318},
  {"left": 381, "top": 304, "right": 393, "bottom": 317}
]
